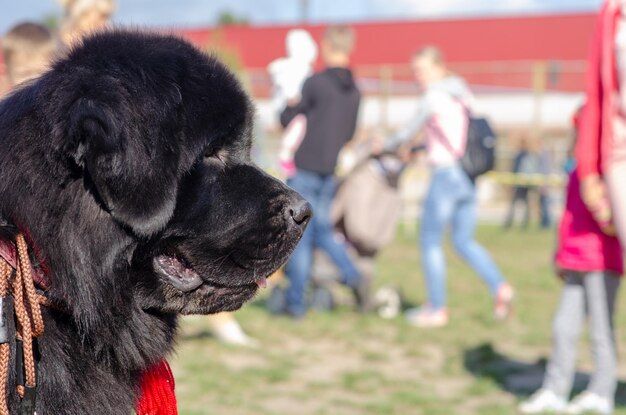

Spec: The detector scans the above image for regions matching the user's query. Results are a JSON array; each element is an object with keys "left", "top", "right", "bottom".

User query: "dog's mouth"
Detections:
[
  {"left": 152, "top": 254, "right": 268, "bottom": 293},
  {"left": 153, "top": 255, "right": 204, "bottom": 292}
]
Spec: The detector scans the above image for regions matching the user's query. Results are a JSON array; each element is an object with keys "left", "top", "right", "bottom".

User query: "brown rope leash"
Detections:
[
  {"left": 0, "top": 234, "right": 47, "bottom": 415},
  {"left": 0, "top": 260, "right": 10, "bottom": 415}
]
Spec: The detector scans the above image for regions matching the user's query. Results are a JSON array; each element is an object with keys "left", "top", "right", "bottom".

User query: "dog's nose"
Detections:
[{"left": 289, "top": 199, "right": 313, "bottom": 227}]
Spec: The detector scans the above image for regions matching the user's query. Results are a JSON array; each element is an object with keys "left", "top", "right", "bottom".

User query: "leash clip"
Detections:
[
  {"left": 21, "top": 384, "right": 36, "bottom": 415},
  {"left": 0, "top": 296, "right": 9, "bottom": 344}
]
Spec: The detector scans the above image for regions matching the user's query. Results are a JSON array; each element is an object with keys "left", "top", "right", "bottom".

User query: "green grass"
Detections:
[{"left": 171, "top": 226, "right": 626, "bottom": 414}]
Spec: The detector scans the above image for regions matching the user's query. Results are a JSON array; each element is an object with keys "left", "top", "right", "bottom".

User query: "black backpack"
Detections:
[
  {"left": 435, "top": 95, "right": 497, "bottom": 180},
  {"left": 460, "top": 116, "right": 497, "bottom": 180}
]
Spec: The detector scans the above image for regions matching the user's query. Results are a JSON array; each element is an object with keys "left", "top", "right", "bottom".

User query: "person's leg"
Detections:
[
  {"left": 352, "top": 254, "right": 375, "bottom": 312},
  {"left": 451, "top": 173, "right": 506, "bottom": 296},
  {"left": 503, "top": 187, "right": 520, "bottom": 229},
  {"left": 539, "top": 189, "right": 552, "bottom": 229},
  {"left": 313, "top": 175, "right": 360, "bottom": 286},
  {"left": 585, "top": 271, "right": 620, "bottom": 400},
  {"left": 283, "top": 171, "right": 319, "bottom": 317},
  {"left": 542, "top": 273, "right": 586, "bottom": 399},
  {"left": 520, "top": 187, "right": 530, "bottom": 229},
  {"left": 420, "top": 169, "right": 457, "bottom": 310}
]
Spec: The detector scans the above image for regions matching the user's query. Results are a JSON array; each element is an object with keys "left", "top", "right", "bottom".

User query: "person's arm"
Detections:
[
  {"left": 280, "top": 77, "right": 315, "bottom": 128},
  {"left": 576, "top": 5, "right": 611, "bottom": 219},
  {"left": 383, "top": 95, "right": 432, "bottom": 152},
  {"left": 344, "top": 92, "right": 361, "bottom": 147}
]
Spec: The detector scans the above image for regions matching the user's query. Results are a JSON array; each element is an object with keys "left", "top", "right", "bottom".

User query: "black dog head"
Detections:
[{"left": 0, "top": 30, "right": 311, "bottom": 323}]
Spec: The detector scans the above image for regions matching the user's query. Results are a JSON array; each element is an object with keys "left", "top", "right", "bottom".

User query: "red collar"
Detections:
[
  {"left": 136, "top": 360, "right": 178, "bottom": 415},
  {"left": 0, "top": 238, "right": 49, "bottom": 290}
]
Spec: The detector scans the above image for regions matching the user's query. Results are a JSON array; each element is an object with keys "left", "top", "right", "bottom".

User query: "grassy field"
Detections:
[{"left": 171, "top": 225, "right": 626, "bottom": 415}]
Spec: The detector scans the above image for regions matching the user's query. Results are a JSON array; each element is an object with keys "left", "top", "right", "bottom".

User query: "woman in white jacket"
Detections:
[{"left": 386, "top": 47, "right": 513, "bottom": 327}]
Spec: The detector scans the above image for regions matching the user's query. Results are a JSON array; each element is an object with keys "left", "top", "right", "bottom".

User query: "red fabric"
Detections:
[
  {"left": 136, "top": 360, "right": 178, "bottom": 415},
  {"left": 0, "top": 238, "right": 49, "bottom": 289},
  {"left": 576, "top": 1, "right": 620, "bottom": 180},
  {"left": 555, "top": 170, "right": 623, "bottom": 275}
]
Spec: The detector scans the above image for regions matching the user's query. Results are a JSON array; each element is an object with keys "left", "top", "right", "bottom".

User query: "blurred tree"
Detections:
[
  {"left": 216, "top": 10, "right": 249, "bottom": 26},
  {"left": 42, "top": 13, "right": 60, "bottom": 31},
  {"left": 204, "top": 30, "right": 246, "bottom": 80}
]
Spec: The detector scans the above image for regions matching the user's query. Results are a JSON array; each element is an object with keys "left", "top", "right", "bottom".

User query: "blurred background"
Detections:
[
  {"left": 0, "top": 0, "right": 599, "bottom": 221},
  {"left": 3, "top": 1, "right": 620, "bottom": 415}
]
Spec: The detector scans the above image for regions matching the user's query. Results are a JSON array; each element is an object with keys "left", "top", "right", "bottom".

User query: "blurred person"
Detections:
[
  {"left": 503, "top": 137, "right": 534, "bottom": 229},
  {"left": 275, "top": 25, "right": 362, "bottom": 318},
  {"left": 519, "top": 108, "right": 621, "bottom": 415},
  {"left": 267, "top": 29, "right": 318, "bottom": 177},
  {"left": 504, "top": 137, "right": 553, "bottom": 230},
  {"left": 518, "top": 168, "right": 622, "bottom": 414},
  {"left": 577, "top": 0, "right": 626, "bottom": 257},
  {"left": 58, "top": 0, "right": 116, "bottom": 45},
  {"left": 535, "top": 140, "right": 554, "bottom": 229},
  {"left": 384, "top": 46, "right": 513, "bottom": 328},
  {"left": 2, "top": 22, "right": 55, "bottom": 87}
]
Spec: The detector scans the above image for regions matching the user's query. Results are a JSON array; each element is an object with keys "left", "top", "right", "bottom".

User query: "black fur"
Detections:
[{"left": 0, "top": 30, "right": 309, "bottom": 414}]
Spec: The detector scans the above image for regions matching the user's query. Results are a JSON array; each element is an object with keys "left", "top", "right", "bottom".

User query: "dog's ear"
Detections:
[
  {"left": 66, "top": 97, "right": 122, "bottom": 168},
  {"left": 65, "top": 90, "right": 180, "bottom": 237}
]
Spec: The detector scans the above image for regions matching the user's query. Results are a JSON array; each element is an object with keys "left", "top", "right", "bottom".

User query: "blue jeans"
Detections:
[
  {"left": 421, "top": 166, "right": 506, "bottom": 310},
  {"left": 284, "top": 169, "right": 360, "bottom": 316}
]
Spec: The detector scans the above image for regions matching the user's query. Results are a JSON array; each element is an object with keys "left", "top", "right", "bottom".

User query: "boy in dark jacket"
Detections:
[{"left": 278, "top": 25, "right": 362, "bottom": 318}]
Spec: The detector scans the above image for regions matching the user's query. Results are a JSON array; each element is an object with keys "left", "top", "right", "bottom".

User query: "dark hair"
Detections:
[{"left": 2, "top": 22, "right": 55, "bottom": 68}]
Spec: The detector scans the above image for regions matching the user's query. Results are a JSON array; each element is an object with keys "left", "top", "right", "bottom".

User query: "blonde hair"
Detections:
[
  {"left": 2, "top": 22, "right": 55, "bottom": 70},
  {"left": 58, "top": 0, "right": 116, "bottom": 46},
  {"left": 413, "top": 46, "right": 445, "bottom": 66},
  {"left": 58, "top": 0, "right": 116, "bottom": 19},
  {"left": 323, "top": 25, "right": 355, "bottom": 55}
]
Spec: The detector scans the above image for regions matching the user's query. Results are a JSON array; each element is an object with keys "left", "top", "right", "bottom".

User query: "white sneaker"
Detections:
[
  {"left": 518, "top": 389, "right": 567, "bottom": 414},
  {"left": 374, "top": 286, "right": 402, "bottom": 319},
  {"left": 565, "top": 391, "right": 614, "bottom": 414}
]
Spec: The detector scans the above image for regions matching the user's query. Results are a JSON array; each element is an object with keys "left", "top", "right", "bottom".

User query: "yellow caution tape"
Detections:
[{"left": 484, "top": 172, "right": 566, "bottom": 187}]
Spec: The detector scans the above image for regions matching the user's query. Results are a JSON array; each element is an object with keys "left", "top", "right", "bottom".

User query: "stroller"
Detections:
[
  {"left": 268, "top": 146, "right": 407, "bottom": 318},
  {"left": 315, "top": 151, "right": 405, "bottom": 315}
]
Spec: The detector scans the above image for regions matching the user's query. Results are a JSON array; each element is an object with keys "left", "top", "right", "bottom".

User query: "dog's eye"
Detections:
[
  {"left": 203, "top": 149, "right": 216, "bottom": 159},
  {"left": 203, "top": 148, "right": 226, "bottom": 168}
]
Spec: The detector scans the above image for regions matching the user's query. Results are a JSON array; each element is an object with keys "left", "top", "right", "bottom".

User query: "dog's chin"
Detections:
[
  {"left": 148, "top": 254, "right": 271, "bottom": 315},
  {"left": 146, "top": 239, "right": 300, "bottom": 315},
  {"left": 177, "top": 282, "right": 259, "bottom": 315},
  {"left": 141, "top": 279, "right": 260, "bottom": 315}
]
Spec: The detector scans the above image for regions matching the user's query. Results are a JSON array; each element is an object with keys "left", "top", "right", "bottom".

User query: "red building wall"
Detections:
[
  {"left": 178, "top": 13, "right": 596, "bottom": 69},
  {"left": 0, "top": 13, "right": 598, "bottom": 94}
]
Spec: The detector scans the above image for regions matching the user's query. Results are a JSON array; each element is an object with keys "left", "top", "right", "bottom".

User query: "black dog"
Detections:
[{"left": 0, "top": 30, "right": 311, "bottom": 413}]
